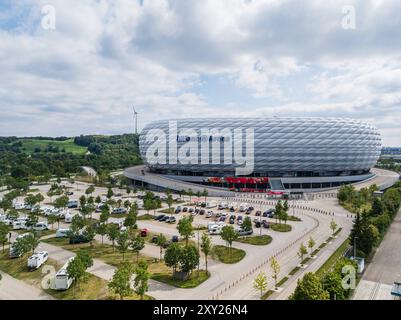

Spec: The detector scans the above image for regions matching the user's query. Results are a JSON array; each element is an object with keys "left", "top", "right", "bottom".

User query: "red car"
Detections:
[{"left": 140, "top": 228, "right": 148, "bottom": 237}]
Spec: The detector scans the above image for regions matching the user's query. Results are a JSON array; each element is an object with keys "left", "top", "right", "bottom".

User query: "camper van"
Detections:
[
  {"left": 12, "top": 219, "right": 27, "bottom": 230},
  {"left": 12, "top": 201, "right": 25, "bottom": 210},
  {"left": 54, "top": 257, "right": 75, "bottom": 290},
  {"left": 27, "top": 251, "right": 49, "bottom": 270},
  {"left": 56, "top": 228, "right": 70, "bottom": 238}
]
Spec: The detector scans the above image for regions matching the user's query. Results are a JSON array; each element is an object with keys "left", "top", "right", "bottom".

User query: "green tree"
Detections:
[
  {"left": 270, "top": 257, "right": 280, "bottom": 289},
  {"left": 67, "top": 252, "right": 93, "bottom": 298},
  {"left": 177, "top": 216, "right": 194, "bottom": 245},
  {"left": 290, "top": 273, "right": 329, "bottom": 300},
  {"left": 68, "top": 214, "right": 85, "bottom": 248},
  {"left": 83, "top": 224, "right": 97, "bottom": 247},
  {"left": 0, "top": 222, "right": 10, "bottom": 252},
  {"left": 54, "top": 195, "right": 69, "bottom": 210},
  {"left": 107, "top": 223, "right": 120, "bottom": 252},
  {"left": 117, "top": 231, "right": 129, "bottom": 260},
  {"left": 156, "top": 233, "right": 167, "bottom": 260},
  {"left": 370, "top": 197, "right": 383, "bottom": 217},
  {"left": 275, "top": 200, "right": 283, "bottom": 224},
  {"left": 26, "top": 212, "right": 39, "bottom": 229},
  {"left": 47, "top": 214, "right": 58, "bottom": 230},
  {"left": 253, "top": 272, "right": 268, "bottom": 298},
  {"left": 321, "top": 271, "right": 346, "bottom": 300},
  {"left": 129, "top": 234, "right": 145, "bottom": 263},
  {"left": 242, "top": 216, "right": 252, "bottom": 233},
  {"left": 202, "top": 189, "right": 208, "bottom": 203},
  {"left": 307, "top": 237, "right": 316, "bottom": 256},
  {"left": 134, "top": 260, "right": 150, "bottom": 300},
  {"left": 220, "top": 225, "right": 238, "bottom": 254},
  {"left": 297, "top": 243, "right": 308, "bottom": 266},
  {"left": 108, "top": 262, "right": 134, "bottom": 300},
  {"left": 330, "top": 219, "right": 338, "bottom": 236},
  {"left": 107, "top": 187, "right": 114, "bottom": 200},
  {"left": 124, "top": 203, "right": 138, "bottom": 229},
  {"left": 166, "top": 193, "right": 174, "bottom": 216},
  {"left": 85, "top": 185, "right": 95, "bottom": 196},
  {"left": 179, "top": 244, "right": 199, "bottom": 274},
  {"left": 164, "top": 242, "right": 182, "bottom": 275},
  {"left": 97, "top": 223, "right": 108, "bottom": 246},
  {"left": 200, "top": 233, "right": 212, "bottom": 273}
]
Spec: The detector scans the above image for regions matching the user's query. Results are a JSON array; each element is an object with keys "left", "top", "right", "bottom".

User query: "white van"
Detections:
[
  {"left": 205, "top": 201, "right": 217, "bottom": 209},
  {"left": 239, "top": 203, "right": 249, "bottom": 212},
  {"left": 33, "top": 222, "right": 49, "bottom": 231},
  {"left": 64, "top": 212, "right": 78, "bottom": 223},
  {"left": 54, "top": 257, "right": 75, "bottom": 290},
  {"left": 56, "top": 228, "right": 70, "bottom": 238},
  {"left": 12, "top": 220, "right": 27, "bottom": 230},
  {"left": 208, "top": 221, "right": 224, "bottom": 231},
  {"left": 218, "top": 202, "right": 228, "bottom": 210},
  {"left": 27, "top": 251, "right": 49, "bottom": 270},
  {"left": 209, "top": 224, "right": 223, "bottom": 235}
]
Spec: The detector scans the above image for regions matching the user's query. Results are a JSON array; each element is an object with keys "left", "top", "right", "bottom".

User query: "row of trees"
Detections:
[{"left": 349, "top": 182, "right": 401, "bottom": 258}]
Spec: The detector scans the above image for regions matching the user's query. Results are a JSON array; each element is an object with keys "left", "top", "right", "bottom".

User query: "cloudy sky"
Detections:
[{"left": 1, "top": 0, "right": 401, "bottom": 145}]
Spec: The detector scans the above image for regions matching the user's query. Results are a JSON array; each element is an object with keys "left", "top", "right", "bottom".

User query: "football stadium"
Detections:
[{"left": 125, "top": 117, "right": 383, "bottom": 194}]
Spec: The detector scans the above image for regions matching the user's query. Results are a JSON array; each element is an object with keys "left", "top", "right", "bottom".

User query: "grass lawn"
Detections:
[
  {"left": 151, "top": 270, "right": 210, "bottom": 288},
  {"left": 41, "top": 238, "right": 170, "bottom": 274},
  {"left": 270, "top": 223, "right": 292, "bottom": 232},
  {"left": 273, "top": 215, "right": 301, "bottom": 222},
  {"left": 0, "top": 251, "right": 61, "bottom": 288},
  {"left": 261, "top": 290, "right": 274, "bottom": 300},
  {"left": 137, "top": 214, "right": 155, "bottom": 220},
  {"left": 211, "top": 245, "right": 246, "bottom": 264},
  {"left": 20, "top": 138, "right": 87, "bottom": 155},
  {"left": 236, "top": 235, "right": 272, "bottom": 246},
  {"left": 315, "top": 238, "right": 350, "bottom": 278},
  {"left": 158, "top": 208, "right": 175, "bottom": 214}
]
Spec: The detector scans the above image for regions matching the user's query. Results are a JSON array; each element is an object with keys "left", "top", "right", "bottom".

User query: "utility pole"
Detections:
[{"left": 132, "top": 106, "right": 138, "bottom": 135}]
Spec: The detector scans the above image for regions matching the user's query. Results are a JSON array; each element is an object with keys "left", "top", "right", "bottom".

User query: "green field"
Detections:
[{"left": 20, "top": 139, "right": 87, "bottom": 155}]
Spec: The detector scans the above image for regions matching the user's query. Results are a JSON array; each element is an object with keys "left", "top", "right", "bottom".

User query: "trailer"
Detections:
[
  {"left": 27, "top": 251, "right": 49, "bottom": 270},
  {"left": 54, "top": 257, "right": 75, "bottom": 290}
]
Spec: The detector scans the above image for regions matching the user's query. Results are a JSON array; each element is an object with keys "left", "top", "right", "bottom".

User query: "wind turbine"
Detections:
[{"left": 132, "top": 106, "right": 138, "bottom": 134}]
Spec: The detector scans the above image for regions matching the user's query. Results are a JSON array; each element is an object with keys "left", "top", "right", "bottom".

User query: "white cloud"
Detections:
[{"left": 0, "top": 0, "right": 401, "bottom": 145}]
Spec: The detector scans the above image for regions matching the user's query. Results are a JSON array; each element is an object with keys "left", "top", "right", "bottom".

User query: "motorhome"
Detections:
[
  {"left": 56, "top": 228, "right": 70, "bottom": 238},
  {"left": 12, "top": 219, "right": 27, "bottom": 230},
  {"left": 54, "top": 257, "right": 75, "bottom": 290},
  {"left": 13, "top": 202, "right": 25, "bottom": 210},
  {"left": 27, "top": 251, "right": 49, "bottom": 270},
  {"left": 208, "top": 221, "right": 224, "bottom": 231}
]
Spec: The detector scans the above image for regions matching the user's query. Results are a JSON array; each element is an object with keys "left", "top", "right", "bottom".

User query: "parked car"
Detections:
[
  {"left": 255, "top": 211, "right": 261, "bottom": 216},
  {"left": 206, "top": 211, "right": 214, "bottom": 218},
  {"left": 237, "top": 215, "right": 243, "bottom": 221},
  {"left": 154, "top": 214, "right": 166, "bottom": 221},
  {"left": 182, "top": 207, "right": 188, "bottom": 212},
  {"left": 67, "top": 200, "right": 78, "bottom": 209},
  {"left": 160, "top": 216, "right": 170, "bottom": 222},
  {"left": 255, "top": 221, "right": 261, "bottom": 228},
  {"left": 195, "top": 208, "right": 200, "bottom": 214},
  {"left": 112, "top": 208, "right": 127, "bottom": 214},
  {"left": 230, "top": 215, "right": 236, "bottom": 220},
  {"left": 176, "top": 206, "right": 182, "bottom": 212},
  {"left": 66, "top": 191, "right": 74, "bottom": 196},
  {"left": 188, "top": 208, "right": 194, "bottom": 213},
  {"left": 219, "top": 216, "right": 226, "bottom": 222},
  {"left": 172, "top": 235, "right": 179, "bottom": 242},
  {"left": 262, "top": 220, "right": 269, "bottom": 228},
  {"left": 229, "top": 218, "right": 235, "bottom": 224},
  {"left": 69, "top": 234, "right": 90, "bottom": 244},
  {"left": 200, "top": 202, "right": 206, "bottom": 208},
  {"left": 151, "top": 235, "right": 158, "bottom": 243},
  {"left": 199, "top": 209, "right": 205, "bottom": 215},
  {"left": 27, "top": 251, "right": 48, "bottom": 270},
  {"left": 237, "top": 229, "right": 253, "bottom": 236},
  {"left": 140, "top": 229, "right": 148, "bottom": 237},
  {"left": 165, "top": 216, "right": 176, "bottom": 223},
  {"left": 237, "top": 219, "right": 243, "bottom": 226}
]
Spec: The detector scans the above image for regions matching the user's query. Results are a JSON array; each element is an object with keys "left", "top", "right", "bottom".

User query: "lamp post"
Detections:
[{"left": 197, "top": 224, "right": 201, "bottom": 276}]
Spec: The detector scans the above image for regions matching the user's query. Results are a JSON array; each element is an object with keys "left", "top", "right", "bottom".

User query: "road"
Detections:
[
  {"left": 353, "top": 206, "right": 401, "bottom": 300},
  {"left": 0, "top": 271, "right": 54, "bottom": 300}
]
